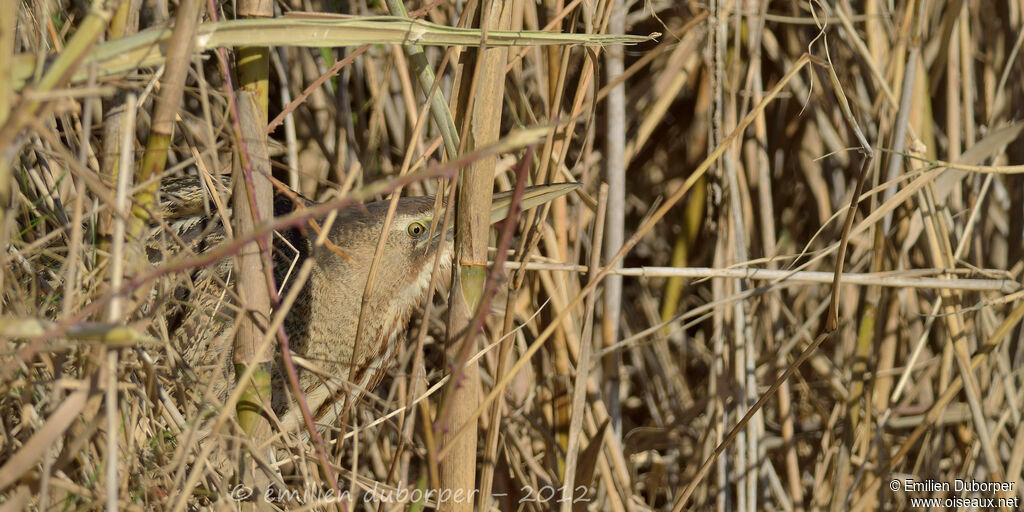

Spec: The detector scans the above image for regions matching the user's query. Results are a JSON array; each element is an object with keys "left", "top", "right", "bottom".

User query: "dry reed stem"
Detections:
[{"left": 4, "top": 2, "right": 1024, "bottom": 511}]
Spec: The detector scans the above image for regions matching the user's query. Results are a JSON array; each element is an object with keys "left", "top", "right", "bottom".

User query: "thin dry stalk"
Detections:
[{"left": 4, "top": 2, "right": 1024, "bottom": 511}]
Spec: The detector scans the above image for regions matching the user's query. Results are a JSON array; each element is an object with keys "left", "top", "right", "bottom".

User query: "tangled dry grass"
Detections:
[{"left": 2, "top": 0, "right": 1024, "bottom": 511}]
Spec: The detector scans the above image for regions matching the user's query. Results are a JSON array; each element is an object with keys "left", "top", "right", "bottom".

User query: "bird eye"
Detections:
[{"left": 407, "top": 221, "right": 426, "bottom": 237}]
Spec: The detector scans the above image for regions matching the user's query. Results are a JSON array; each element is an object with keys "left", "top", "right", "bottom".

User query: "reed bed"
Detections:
[{"left": 1, "top": 0, "right": 1023, "bottom": 511}]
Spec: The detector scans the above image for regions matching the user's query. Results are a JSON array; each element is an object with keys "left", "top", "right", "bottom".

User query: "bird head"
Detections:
[{"left": 313, "top": 183, "right": 580, "bottom": 305}]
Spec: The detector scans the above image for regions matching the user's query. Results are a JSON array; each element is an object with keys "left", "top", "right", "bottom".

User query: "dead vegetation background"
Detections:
[{"left": 1, "top": 0, "right": 1024, "bottom": 511}]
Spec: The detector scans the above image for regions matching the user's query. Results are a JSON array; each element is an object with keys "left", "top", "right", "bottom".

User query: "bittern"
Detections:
[{"left": 157, "top": 177, "right": 577, "bottom": 431}]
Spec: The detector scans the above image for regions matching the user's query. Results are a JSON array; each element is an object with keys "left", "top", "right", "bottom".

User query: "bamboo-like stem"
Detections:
[
  {"left": 130, "top": 0, "right": 199, "bottom": 240},
  {"left": 104, "top": 90, "right": 135, "bottom": 512},
  {"left": 0, "top": 0, "right": 17, "bottom": 294},
  {"left": 0, "top": 0, "right": 15, "bottom": 127},
  {"left": 9, "top": 18, "right": 653, "bottom": 90},
  {"left": 232, "top": 0, "right": 275, "bottom": 443},
  {"left": 601, "top": 0, "right": 626, "bottom": 436},
  {"left": 384, "top": 0, "right": 460, "bottom": 159},
  {"left": 228, "top": 5, "right": 277, "bottom": 504},
  {"left": 98, "top": 0, "right": 138, "bottom": 263},
  {"left": 437, "top": 1, "right": 512, "bottom": 508},
  {"left": 230, "top": 89, "right": 276, "bottom": 444},
  {"left": 560, "top": 184, "right": 607, "bottom": 510},
  {"left": 107, "top": 0, "right": 134, "bottom": 40}
]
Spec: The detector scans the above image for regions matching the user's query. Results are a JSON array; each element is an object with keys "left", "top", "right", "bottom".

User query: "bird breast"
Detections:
[{"left": 286, "top": 239, "right": 453, "bottom": 396}]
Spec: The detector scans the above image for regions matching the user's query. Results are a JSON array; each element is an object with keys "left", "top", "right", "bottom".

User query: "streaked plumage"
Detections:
[
  {"left": 153, "top": 174, "right": 576, "bottom": 435},
  {"left": 155, "top": 175, "right": 452, "bottom": 431}
]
